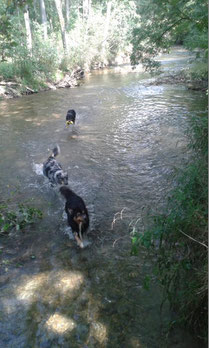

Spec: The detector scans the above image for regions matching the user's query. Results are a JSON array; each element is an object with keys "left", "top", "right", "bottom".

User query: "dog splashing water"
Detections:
[
  {"left": 60, "top": 186, "right": 89, "bottom": 248},
  {"left": 43, "top": 145, "right": 68, "bottom": 186}
]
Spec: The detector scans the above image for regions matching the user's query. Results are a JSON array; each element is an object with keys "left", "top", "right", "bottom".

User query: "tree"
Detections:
[
  {"left": 65, "top": 0, "right": 70, "bottom": 25},
  {"left": 0, "top": 2, "right": 17, "bottom": 61},
  {"left": 39, "top": 0, "right": 48, "bottom": 39},
  {"left": 83, "top": 0, "right": 91, "bottom": 20},
  {"left": 131, "top": 0, "right": 208, "bottom": 71},
  {"left": 54, "top": 0, "right": 68, "bottom": 52},
  {"left": 101, "top": 0, "right": 112, "bottom": 59},
  {"left": 24, "top": 4, "right": 32, "bottom": 54}
]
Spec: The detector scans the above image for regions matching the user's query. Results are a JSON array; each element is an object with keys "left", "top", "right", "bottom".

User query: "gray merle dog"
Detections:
[{"left": 43, "top": 145, "right": 68, "bottom": 186}]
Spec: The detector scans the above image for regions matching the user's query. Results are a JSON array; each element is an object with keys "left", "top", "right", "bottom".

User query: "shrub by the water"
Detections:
[
  {"left": 0, "top": 203, "right": 43, "bottom": 235},
  {"left": 131, "top": 112, "right": 208, "bottom": 342}
]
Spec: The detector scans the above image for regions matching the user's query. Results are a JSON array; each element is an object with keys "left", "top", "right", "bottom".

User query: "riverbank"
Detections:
[
  {"left": 131, "top": 98, "right": 208, "bottom": 344},
  {"left": 147, "top": 70, "right": 208, "bottom": 92},
  {"left": 0, "top": 67, "right": 85, "bottom": 99},
  {"left": 0, "top": 57, "right": 207, "bottom": 99}
]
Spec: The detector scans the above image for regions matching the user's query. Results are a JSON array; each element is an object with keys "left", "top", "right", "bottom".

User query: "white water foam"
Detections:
[
  {"left": 62, "top": 211, "right": 92, "bottom": 247},
  {"left": 33, "top": 163, "right": 44, "bottom": 176}
]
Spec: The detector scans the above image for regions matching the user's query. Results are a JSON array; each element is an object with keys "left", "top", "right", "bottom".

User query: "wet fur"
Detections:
[
  {"left": 60, "top": 186, "right": 89, "bottom": 248},
  {"left": 43, "top": 145, "right": 68, "bottom": 186},
  {"left": 66, "top": 109, "right": 76, "bottom": 126}
]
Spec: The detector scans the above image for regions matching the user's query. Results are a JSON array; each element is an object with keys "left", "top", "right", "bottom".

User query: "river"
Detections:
[{"left": 0, "top": 48, "right": 207, "bottom": 347}]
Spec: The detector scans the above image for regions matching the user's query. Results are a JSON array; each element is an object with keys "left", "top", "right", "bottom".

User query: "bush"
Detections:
[
  {"left": 0, "top": 62, "right": 16, "bottom": 80},
  {"left": 131, "top": 113, "right": 208, "bottom": 342},
  {"left": 0, "top": 203, "right": 43, "bottom": 235}
]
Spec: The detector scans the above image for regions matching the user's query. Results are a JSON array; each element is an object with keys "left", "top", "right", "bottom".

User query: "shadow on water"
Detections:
[{"left": 0, "top": 48, "right": 207, "bottom": 347}]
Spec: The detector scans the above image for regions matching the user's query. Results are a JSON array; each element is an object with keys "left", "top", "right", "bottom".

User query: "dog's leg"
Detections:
[
  {"left": 74, "top": 229, "right": 84, "bottom": 249},
  {"left": 78, "top": 222, "right": 83, "bottom": 242}
]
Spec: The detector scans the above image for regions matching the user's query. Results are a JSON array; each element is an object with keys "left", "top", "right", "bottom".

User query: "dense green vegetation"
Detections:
[
  {"left": 131, "top": 112, "right": 208, "bottom": 342},
  {"left": 0, "top": 0, "right": 138, "bottom": 91},
  {"left": 131, "top": 0, "right": 208, "bottom": 73},
  {"left": 0, "top": 201, "right": 42, "bottom": 235},
  {"left": 0, "top": 0, "right": 207, "bottom": 92}
]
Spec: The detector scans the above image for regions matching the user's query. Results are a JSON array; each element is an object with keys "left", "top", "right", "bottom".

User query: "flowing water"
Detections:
[{"left": 0, "top": 48, "right": 207, "bottom": 348}]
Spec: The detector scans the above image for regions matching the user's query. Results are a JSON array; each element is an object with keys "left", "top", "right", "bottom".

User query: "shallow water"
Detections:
[{"left": 0, "top": 48, "right": 207, "bottom": 347}]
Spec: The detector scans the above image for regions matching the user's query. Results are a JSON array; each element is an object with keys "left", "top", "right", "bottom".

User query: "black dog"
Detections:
[
  {"left": 43, "top": 145, "right": 68, "bottom": 186},
  {"left": 60, "top": 186, "right": 89, "bottom": 248},
  {"left": 66, "top": 109, "right": 76, "bottom": 126}
]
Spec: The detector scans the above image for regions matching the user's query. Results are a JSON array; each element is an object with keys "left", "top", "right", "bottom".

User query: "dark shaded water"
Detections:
[{"left": 0, "top": 48, "right": 207, "bottom": 347}]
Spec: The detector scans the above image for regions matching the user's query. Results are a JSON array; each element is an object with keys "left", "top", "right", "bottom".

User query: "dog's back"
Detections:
[{"left": 43, "top": 145, "right": 68, "bottom": 185}]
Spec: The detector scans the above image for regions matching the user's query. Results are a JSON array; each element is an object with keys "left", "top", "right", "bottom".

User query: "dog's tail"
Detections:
[
  {"left": 51, "top": 145, "right": 60, "bottom": 158},
  {"left": 60, "top": 186, "right": 74, "bottom": 200}
]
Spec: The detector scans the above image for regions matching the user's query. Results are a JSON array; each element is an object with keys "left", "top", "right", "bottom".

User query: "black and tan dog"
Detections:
[
  {"left": 60, "top": 186, "right": 89, "bottom": 248},
  {"left": 43, "top": 145, "right": 68, "bottom": 186},
  {"left": 66, "top": 109, "right": 76, "bottom": 126}
]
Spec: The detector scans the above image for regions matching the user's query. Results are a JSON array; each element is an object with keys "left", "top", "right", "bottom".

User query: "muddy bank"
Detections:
[{"left": 0, "top": 68, "right": 84, "bottom": 99}]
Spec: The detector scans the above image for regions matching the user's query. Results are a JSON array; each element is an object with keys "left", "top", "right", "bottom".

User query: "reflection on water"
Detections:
[{"left": 0, "top": 48, "right": 207, "bottom": 348}]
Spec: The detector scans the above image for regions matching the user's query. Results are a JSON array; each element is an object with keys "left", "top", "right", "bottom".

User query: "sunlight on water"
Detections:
[
  {"left": 15, "top": 271, "right": 84, "bottom": 303},
  {"left": 0, "top": 48, "right": 206, "bottom": 348},
  {"left": 15, "top": 273, "right": 48, "bottom": 303},
  {"left": 45, "top": 314, "right": 76, "bottom": 334},
  {"left": 90, "top": 321, "right": 107, "bottom": 345}
]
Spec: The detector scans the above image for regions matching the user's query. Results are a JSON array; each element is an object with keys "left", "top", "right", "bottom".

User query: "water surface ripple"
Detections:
[{"left": 0, "top": 49, "right": 207, "bottom": 348}]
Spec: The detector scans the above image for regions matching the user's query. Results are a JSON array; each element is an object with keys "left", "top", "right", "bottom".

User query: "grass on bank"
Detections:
[{"left": 131, "top": 113, "right": 208, "bottom": 342}]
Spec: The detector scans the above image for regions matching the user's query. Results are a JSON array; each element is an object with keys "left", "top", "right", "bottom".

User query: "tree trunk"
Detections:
[
  {"left": 104, "top": 1, "right": 112, "bottom": 41},
  {"left": 65, "top": 0, "right": 70, "bottom": 26},
  {"left": 39, "top": 0, "right": 48, "bottom": 40},
  {"left": 33, "top": 0, "right": 38, "bottom": 18},
  {"left": 83, "top": 0, "right": 91, "bottom": 20},
  {"left": 24, "top": 5, "right": 32, "bottom": 54},
  {"left": 102, "top": 1, "right": 112, "bottom": 58},
  {"left": 54, "top": 0, "right": 67, "bottom": 53}
]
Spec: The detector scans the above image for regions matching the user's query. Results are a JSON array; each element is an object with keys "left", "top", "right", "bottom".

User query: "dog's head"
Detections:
[
  {"left": 66, "top": 110, "right": 76, "bottom": 126},
  {"left": 57, "top": 172, "right": 68, "bottom": 185},
  {"left": 68, "top": 208, "right": 88, "bottom": 248},
  {"left": 69, "top": 209, "right": 88, "bottom": 227}
]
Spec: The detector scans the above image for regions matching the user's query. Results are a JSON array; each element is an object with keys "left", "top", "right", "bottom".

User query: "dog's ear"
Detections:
[{"left": 68, "top": 208, "right": 73, "bottom": 215}]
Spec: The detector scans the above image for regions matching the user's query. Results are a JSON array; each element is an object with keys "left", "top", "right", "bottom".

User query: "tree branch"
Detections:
[{"left": 157, "top": 17, "right": 189, "bottom": 42}]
